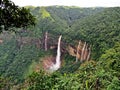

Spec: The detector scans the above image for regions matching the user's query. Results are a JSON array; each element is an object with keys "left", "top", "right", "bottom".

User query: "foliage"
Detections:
[
  {"left": 0, "top": 0, "right": 35, "bottom": 32},
  {"left": 0, "top": 37, "right": 40, "bottom": 83},
  {"left": 22, "top": 53, "right": 120, "bottom": 90},
  {"left": 27, "top": 71, "right": 50, "bottom": 90},
  {"left": 0, "top": 77, "right": 12, "bottom": 90}
]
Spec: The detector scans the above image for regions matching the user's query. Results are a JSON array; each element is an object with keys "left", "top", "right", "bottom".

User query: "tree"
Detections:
[{"left": 0, "top": 0, "right": 35, "bottom": 32}]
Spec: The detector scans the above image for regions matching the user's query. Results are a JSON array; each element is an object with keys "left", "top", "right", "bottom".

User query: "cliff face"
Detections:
[
  {"left": 67, "top": 41, "right": 91, "bottom": 62},
  {"left": 14, "top": 33, "right": 91, "bottom": 72},
  {"left": 42, "top": 37, "right": 91, "bottom": 72},
  {"left": 0, "top": 31, "right": 91, "bottom": 74}
]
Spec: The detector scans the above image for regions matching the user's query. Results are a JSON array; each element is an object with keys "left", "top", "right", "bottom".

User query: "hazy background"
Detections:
[{"left": 11, "top": 0, "right": 120, "bottom": 7}]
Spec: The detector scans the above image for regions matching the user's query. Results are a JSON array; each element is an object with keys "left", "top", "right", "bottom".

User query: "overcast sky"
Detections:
[{"left": 11, "top": 0, "right": 120, "bottom": 7}]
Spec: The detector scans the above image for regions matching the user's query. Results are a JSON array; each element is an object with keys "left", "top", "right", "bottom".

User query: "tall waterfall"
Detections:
[
  {"left": 45, "top": 31, "right": 48, "bottom": 51},
  {"left": 80, "top": 42, "right": 86, "bottom": 62},
  {"left": 76, "top": 41, "right": 81, "bottom": 62},
  {"left": 50, "top": 35, "right": 62, "bottom": 72},
  {"left": 87, "top": 46, "right": 91, "bottom": 61}
]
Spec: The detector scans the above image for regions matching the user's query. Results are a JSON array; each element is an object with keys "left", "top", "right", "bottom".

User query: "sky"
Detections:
[{"left": 11, "top": 0, "right": 120, "bottom": 7}]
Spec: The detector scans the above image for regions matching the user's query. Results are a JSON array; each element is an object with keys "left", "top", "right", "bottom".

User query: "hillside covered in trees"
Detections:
[{"left": 0, "top": 6, "right": 120, "bottom": 90}]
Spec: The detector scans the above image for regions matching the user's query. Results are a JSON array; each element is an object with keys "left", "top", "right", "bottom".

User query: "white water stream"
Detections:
[{"left": 50, "top": 35, "right": 62, "bottom": 72}]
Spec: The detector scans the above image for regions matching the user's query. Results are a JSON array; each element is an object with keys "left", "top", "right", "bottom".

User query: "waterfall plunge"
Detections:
[{"left": 49, "top": 35, "right": 62, "bottom": 72}]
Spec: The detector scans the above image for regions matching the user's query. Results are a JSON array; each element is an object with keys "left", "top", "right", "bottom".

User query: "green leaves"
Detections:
[
  {"left": 107, "top": 77, "right": 120, "bottom": 90},
  {"left": 0, "top": 0, "right": 35, "bottom": 32}
]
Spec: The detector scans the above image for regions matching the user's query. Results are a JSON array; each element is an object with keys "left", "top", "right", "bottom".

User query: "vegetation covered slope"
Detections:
[
  {"left": 0, "top": 6, "right": 120, "bottom": 90},
  {"left": 71, "top": 7, "right": 120, "bottom": 59}
]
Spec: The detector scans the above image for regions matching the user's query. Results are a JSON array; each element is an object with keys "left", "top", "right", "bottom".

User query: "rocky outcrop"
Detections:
[{"left": 67, "top": 41, "right": 91, "bottom": 62}]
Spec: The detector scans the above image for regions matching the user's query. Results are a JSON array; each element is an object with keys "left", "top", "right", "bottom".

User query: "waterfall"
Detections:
[
  {"left": 87, "top": 46, "right": 91, "bottom": 61},
  {"left": 55, "top": 35, "right": 62, "bottom": 67},
  {"left": 76, "top": 40, "right": 81, "bottom": 62},
  {"left": 83, "top": 44, "right": 88, "bottom": 60},
  {"left": 80, "top": 42, "right": 86, "bottom": 62},
  {"left": 45, "top": 31, "right": 48, "bottom": 51},
  {"left": 50, "top": 35, "right": 62, "bottom": 72}
]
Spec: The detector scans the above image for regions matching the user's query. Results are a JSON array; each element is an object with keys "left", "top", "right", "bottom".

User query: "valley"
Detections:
[{"left": 0, "top": 6, "right": 120, "bottom": 90}]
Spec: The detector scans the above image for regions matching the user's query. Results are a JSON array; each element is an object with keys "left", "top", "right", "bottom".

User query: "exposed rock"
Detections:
[{"left": 67, "top": 41, "right": 91, "bottom": 62}]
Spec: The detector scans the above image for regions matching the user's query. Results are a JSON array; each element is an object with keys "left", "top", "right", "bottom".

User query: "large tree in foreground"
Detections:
[{"left": 0, "top": 0, "right": 35, "bottom": 32}]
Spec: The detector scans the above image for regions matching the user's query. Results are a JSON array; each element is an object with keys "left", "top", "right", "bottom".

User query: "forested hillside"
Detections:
[
  {"left": 71, "top": 7, "right": 120, "bottom": 59},
  {"left": 0, "top": 6, "right": 120, "bottom": 90}
]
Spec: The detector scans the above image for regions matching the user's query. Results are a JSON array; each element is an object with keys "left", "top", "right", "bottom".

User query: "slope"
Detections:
[{"left": 71, "top": 7, "right": 120, "bottom": 59}]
